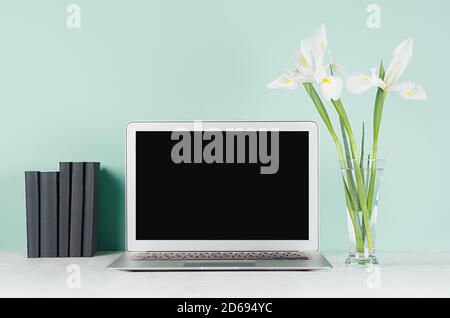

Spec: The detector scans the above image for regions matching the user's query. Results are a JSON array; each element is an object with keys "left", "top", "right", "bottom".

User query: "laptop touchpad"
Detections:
[{"left": 184, "top": 261, "right": 256, "bottom": 268}]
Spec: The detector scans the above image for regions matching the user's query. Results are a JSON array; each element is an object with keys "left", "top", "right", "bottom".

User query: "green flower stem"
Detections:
[
  {"left": 339, "top": 120, "right": 364, "bottom": 252},
  {"left": 367, "top": 63, "right": 387, "bottom": 218},
  {"left": 303, "top": 83, "right": 345, "bottom": 165},
  {"left": 303, "top": 83, "right": 365, "bottom": 252},
  {"left": 343, "top": 178, "right": 364, "bottom": 252},
  {"left": 368, "top": 92, "right": 387, "bottom": 217},
  {"left": 331, "top": 99, "right": 374, "bottom": 251},
  {"left": 340, "top": 119, "right": 361, "bottom": 212}
]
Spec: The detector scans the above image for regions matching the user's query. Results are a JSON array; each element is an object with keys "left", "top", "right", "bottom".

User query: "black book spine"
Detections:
[
  {"left": 39, "top": 172, "right": 59, "bottom": 258},
  {"left": 25, "top": 171, "right": 40, "bottom": 258},
  {"left": 82, "top": 162, "right": 100, "bottom": 257},
  {"left": 59, "top": 163, "right": 72, "bottom": 257},
  {"left": 69, "top": 163, "right": 84, "bottom": 257}
]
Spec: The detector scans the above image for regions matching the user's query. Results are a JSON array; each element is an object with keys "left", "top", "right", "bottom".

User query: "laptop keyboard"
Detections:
[{"left": 132, "top": 251, "right": 310, "bottom": 261}]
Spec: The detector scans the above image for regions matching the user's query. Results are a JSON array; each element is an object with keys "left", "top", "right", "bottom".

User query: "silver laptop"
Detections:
[{"left": 108, "top": 121, "right": 332, "bottom": 271}]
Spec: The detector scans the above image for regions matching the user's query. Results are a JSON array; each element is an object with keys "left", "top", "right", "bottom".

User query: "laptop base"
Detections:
[{"left": 107, "top": 251, "right": 332, "bottom": 271}]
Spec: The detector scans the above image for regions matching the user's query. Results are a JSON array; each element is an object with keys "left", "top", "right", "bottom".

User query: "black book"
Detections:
[
  {"left": 82, "top": 162, "right": 100, "bottom": 257},
  {"left": 69, "top": 163, "right": 84, "bottom": 257},
  {"left": 25, "top": 171, "right": 40, "bottom": 258},
  {"left": 39, "top": 172, "right": 59, "bottom": 258},
  {"left": 59, "top": 163, "right": 72, "bottom": 257}
]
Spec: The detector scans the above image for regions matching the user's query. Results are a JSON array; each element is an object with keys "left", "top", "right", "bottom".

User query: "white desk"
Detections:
[{"left": 1, "top": 251, "right": 449, "bottom": 297}]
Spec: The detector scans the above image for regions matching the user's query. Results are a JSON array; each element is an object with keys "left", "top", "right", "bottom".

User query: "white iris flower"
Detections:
[
  {"left": 346, "top": 39, "right": 427, "bottom": 100},
  {"left": 268, "top": 24, "right": 345, "bottom": 101}
]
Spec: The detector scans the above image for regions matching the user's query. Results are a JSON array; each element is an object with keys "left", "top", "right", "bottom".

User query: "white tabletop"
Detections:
[{"left": 1, "top": 251, "right": 449, "bottom": 298}]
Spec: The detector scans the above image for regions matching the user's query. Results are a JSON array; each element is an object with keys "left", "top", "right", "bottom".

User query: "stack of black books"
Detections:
[{"left": 25, "top": 162, "right": 100, "bottom": 258}]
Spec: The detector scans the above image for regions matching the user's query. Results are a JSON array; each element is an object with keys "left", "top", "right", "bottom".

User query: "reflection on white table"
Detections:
[{"left": 1, "top": 251, "right": 449, "bottom": 297}]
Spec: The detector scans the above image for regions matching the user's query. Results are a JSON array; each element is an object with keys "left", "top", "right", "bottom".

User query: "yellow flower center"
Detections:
[
  {"left": 362, "top": 76, "right": 369, "bottom": 81},
  {"left": 406, "top": 91, "right": 414, "bottom": 97},
  {"left": 320, "top": 41, "right": 326, "bottom": 49},
  {"left": 322, "top": 77, "right": 331, "bottom": 85},
  {"left": 286, "top": 79, "right": 293, "bottom": 84}
]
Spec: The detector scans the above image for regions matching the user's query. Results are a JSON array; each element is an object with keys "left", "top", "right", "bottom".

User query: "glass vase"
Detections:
[{"left": 340, "top": 159, "right": 385, "bottom": 266}]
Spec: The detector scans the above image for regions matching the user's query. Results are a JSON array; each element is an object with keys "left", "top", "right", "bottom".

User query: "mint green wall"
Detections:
[{"left": 1, "top": 0, "right": 448, "bottom": 251}]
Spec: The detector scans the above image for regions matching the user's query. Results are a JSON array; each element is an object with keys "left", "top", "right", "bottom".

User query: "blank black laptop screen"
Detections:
[{"left": 135, "top": 131, "right": 309, "bottom": 240}]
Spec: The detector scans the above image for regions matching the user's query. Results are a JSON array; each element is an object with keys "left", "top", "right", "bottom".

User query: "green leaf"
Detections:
[
  {"left": 340, "top": 120, "right": 352, "bottom": 166},
  {"left": 343, "top": 177, "right": 364, "bottom": 252},
  {"left": 365, "top": 153, "right": 371, "bottom": 195},
  {"left": 340, "top": 119, "right": 360, "bottom": 211},
  {"left": 360, "top": 122, "right": 365, "bottom": 171},
  {"left": 332, "top": 98, "right": 375, "bottom": 250}
]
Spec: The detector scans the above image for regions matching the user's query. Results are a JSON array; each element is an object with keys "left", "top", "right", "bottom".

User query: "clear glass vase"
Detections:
[{"left": 340, "top": 159, "right": 385, "bottom": 266}]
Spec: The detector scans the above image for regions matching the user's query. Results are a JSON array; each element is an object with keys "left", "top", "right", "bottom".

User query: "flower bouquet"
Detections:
[{"left": 268, "top": 24, "right": 426, "bottom": 265}]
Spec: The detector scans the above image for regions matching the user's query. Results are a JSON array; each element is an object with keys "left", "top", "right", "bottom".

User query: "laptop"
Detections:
[{"left": 108, "top": 121, "right": 332, "bottom": 271}]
